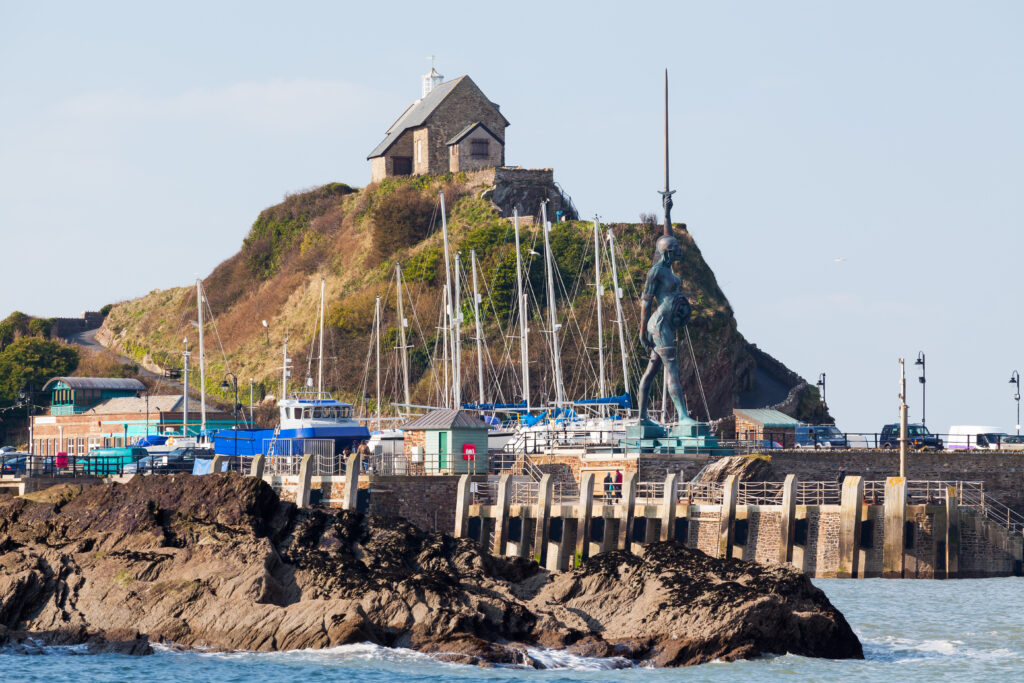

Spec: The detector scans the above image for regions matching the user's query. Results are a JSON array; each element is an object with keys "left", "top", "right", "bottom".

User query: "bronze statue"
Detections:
[
  {"left": 636, "top": 68, "right": 694, "bottom": 426},
  {"left": 636, "top": 232, "right": 692, "bottom": 424}
]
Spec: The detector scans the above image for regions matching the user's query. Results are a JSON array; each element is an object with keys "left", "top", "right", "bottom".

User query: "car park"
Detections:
[{"left": 879, "top": 423, "right": 943, "bottom": 450}]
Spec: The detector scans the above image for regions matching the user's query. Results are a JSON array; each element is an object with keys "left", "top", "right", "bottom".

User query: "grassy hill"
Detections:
[{"left": 99, "top": 173, "right": 821, "bottom": 422}]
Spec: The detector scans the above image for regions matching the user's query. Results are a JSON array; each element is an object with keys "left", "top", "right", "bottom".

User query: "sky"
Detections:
[{"left": 1, "top": 1, "right": 1022, "bottom": 434}]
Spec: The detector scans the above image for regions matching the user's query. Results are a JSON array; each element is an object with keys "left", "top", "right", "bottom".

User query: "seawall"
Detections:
[{"left": 768, "top": 451, "right": 1024, "bottom": 514}]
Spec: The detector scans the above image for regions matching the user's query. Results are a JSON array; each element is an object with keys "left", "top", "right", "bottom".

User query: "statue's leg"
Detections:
[
  {"left": 660, "top": 347, "right": 690, "bottom": 422},
  {"left": 636, "top": 353, "right": 663, "bottom": 422}
]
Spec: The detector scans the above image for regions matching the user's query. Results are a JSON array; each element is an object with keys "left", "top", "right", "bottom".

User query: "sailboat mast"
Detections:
[
  {"left": 471, "top": 249, "right": 485, "bottom": 405},
  {"left": 281, "top": 334, "right": 289, "bottom": 399},
  {"left": 540, "top": 201, "right": 564, "bottom": 409},
  {"left": 607, "top": 228, "right": 631, "bottom": 401},
  {"left": 592, "top": 217, "right": 607, "bottom": 407},
  {"left": 453, "top": 253, "right": 462, "bottom": 408},
  {"left": 513, "top": 210, "right": 530, "bottom": 411},
  {"left": 317, "top": 277, "right": 325, "bottom": 395},
  {"left": 395, "top": 264, "right": 411, "bottom": 415},
  {"left": 374, "top": 295, "right": 382, "bottom": 433},
  {"left": 439, "top": 192, "right": 454, "bottom": 409},
  {"left": 196, "top": 280, "right": 207, "bottom": 434},
  {"left": 182, "top": 338, "right": 190, "bottom": 437}
]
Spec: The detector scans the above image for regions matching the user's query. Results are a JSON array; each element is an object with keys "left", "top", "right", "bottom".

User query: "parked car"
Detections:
[
  {"left": 998, "top": 435, "right": 1024, "bottom": 451},
  {"left": 1, "top": 456, "right": 57, "bottom": 476},
  {"left": 946, "top": 425, "right": 1007, "bottom": 450},
  {"left": 123, "top": 447, "right": 212, "bottom": 474},
  {"left": 794, "top": 425, "right": 848, "bottom": 449},
  {"left": 879, "top": 423, "right": 943, "bottom": 450}
]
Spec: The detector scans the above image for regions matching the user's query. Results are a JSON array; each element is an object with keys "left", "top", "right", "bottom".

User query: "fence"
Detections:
[{"left": 264, "top": 439, "right": 335, "bottom": 476}]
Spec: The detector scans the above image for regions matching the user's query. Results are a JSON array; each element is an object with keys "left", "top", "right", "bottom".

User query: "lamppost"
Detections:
[
  {"left": 219, "top": 373, "right": 239, "bottom": 459},
  {"left": 1010, "top": 371, "right": 1021, "bottom": 436},
  {"left": 915, "top": 351, "right": 926, "bottom": 426},
  {"left": 262, "top": 320, "right": 270, "bottom": 346},
  {"left": 17, "top": 387, "right": 31, "bottom": 454},
  {"left": 249, "top": 378, "right": 254, "bottom": 427},
  {"left": 816, "top": 373, "right": 827, "bottom": 420}
]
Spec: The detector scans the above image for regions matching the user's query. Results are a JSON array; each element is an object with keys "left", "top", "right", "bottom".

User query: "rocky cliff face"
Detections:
[{"left": 0, "top": 475, "right": 862, "bottom": 666}]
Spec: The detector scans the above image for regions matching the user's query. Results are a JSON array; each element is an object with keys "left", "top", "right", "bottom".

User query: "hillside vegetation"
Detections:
[{"left": 99, "top": 173, "right": 813, "bottom": 421}]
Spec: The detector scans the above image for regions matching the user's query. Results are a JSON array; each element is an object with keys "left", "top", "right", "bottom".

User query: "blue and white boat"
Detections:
[{"left": 213, "top": 392, "right": 369, "bottom": 457}]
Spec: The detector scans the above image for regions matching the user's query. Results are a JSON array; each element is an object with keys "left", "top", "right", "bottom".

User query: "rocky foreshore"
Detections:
[{"left": 0, "top": 474, "right": 862, "bottom": 667}]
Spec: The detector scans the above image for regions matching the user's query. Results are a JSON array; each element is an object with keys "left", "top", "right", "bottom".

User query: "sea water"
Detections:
[{"left": 2, "top": 577, "right": 1022, "bottom": 682}]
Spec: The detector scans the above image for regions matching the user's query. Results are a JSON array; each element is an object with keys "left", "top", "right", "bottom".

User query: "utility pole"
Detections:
[
  {"left": 249, "top": 378, "right": 254, "bottom": 427},
  {"left": 899, "top": 358, "right": 908, "bottom": 479}
]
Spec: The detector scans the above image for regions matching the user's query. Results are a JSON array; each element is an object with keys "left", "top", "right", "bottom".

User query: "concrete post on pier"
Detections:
[
  {"left": 210, "top": 455, "right": 226, "bottom": 474},
  {"left": 533, "top": 474, "right": 554, "bottom": 566},
  {"left": 250, "top": 454, "right": 265, "bottom": 479},
  {"left": 945, "top": 486, "right": 960, "bottom": 579},
  {"left": 492, "top": 474, "right": 512, "bottom": 556},
  {"left": 342, "top": 454, "right": 360, "bottom": 511},
  {"left": 616, "top": 472, "right": 637, "bottom": 552},
  {"left": 883, "top": 477, "right": 907, "bottom": 578},
  {"left": 838, "top": 476, "right": 864, "bottom": 578},
  {"left": 454, "top": 474, "right": 471, "bottom": 538},
  {"left": 718, "top": 475, "right": 739, "bottom": 559},
  {"left": 659, "top": 473, "right": 679, "bottom": 542},
  {"left": 779, "top": 474, "right": 797, "bottom": 565},
  {"left": 574, "top": 472, "right": 595, "bottom": 564},
  {"left": 295, "top": 454, "right": 314, "bottom": 508}
]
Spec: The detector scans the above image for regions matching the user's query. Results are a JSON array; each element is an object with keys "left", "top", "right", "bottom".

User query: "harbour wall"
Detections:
[
  {"left": 768, "top": 451, "right": 1024, "bottom": 514},
  {"left": 457, "top": 473, "right": 1023, "bottom": 579}
]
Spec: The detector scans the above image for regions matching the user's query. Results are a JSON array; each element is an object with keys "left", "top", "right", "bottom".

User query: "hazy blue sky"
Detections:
[{"left": 2, "top": 1, "right": 1022, "bottom": 433}]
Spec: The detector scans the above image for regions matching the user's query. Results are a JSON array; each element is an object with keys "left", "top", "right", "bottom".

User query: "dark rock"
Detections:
[{"left": 0, "top": 474, "right": 862, "bottom": 667}]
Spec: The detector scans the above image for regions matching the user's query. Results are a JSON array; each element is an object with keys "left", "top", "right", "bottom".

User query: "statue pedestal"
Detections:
[{"left": 621, "top": 418, "right": 729, "bottom": 455}]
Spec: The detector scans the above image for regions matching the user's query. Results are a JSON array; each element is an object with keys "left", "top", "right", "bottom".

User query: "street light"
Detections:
[
  {"left": 915, "top": 351, "right": 926, "bottom": 426},
  {"left": 816, "top": 373, "right": 827, "bottom": 405},
  {"left": 262, "top": 320, "right": 270, "bottom": 346},
  {"left": 219, "top": 373, "right": 239, "bottom": 459},
  {"left": 1010, "top": 371, "right": 1021, "bottom": 435}
]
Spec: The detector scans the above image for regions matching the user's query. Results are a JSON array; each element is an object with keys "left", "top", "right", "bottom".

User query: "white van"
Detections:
[{"left": 946, "top": 425, "right": 1007, "bottom": 450}]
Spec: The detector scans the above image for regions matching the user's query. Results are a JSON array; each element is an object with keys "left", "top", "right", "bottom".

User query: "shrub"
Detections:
[
  {"left": 369, "top": 185, "right": 436, "bottom": 259},
  {"left": 404, "top": 247, "right": 441, "bottom": 283}
]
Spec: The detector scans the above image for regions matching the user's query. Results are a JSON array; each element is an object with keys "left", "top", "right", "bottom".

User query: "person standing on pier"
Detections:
[
  {"left": 604, "top": 472, "right": 614, "bottom": 500},
  {"left": 614, "top": 470, "right": 623, "bottom": 500}
]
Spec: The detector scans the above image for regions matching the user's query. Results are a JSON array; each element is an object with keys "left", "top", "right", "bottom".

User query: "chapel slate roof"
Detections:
[
  {"left": 445, "top": 121, "right": 503, "bottom": 146},
  {"left": 42, "top": 377, "right": 146, "bottom": 393},
  {"left": 401, "top": 409, "right": 490, "bottom": 430},
  {"left": 367, "top": 75, "right": 509, "bottom": 159}
]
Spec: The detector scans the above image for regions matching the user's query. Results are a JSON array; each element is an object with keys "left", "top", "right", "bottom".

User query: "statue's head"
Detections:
[{"left": 655, "top": 235, "right": 681, "bottom": 263}]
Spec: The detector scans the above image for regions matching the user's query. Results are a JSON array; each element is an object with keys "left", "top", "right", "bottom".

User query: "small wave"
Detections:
[
  {"left": 866, "top": 636, "right": 1015, "bottom": 663},
  {"left": 521, "top": 647, "right": 633, "bottom": 670}
]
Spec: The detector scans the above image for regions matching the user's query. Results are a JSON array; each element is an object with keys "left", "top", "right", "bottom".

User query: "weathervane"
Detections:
[{"left": 658, "top": 69, "right": 675, "bottom": 238}]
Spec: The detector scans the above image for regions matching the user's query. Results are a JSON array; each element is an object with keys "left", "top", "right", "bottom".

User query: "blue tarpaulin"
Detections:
[{"left": 134, "top": 435, "right": 168, "bottom": 447}]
